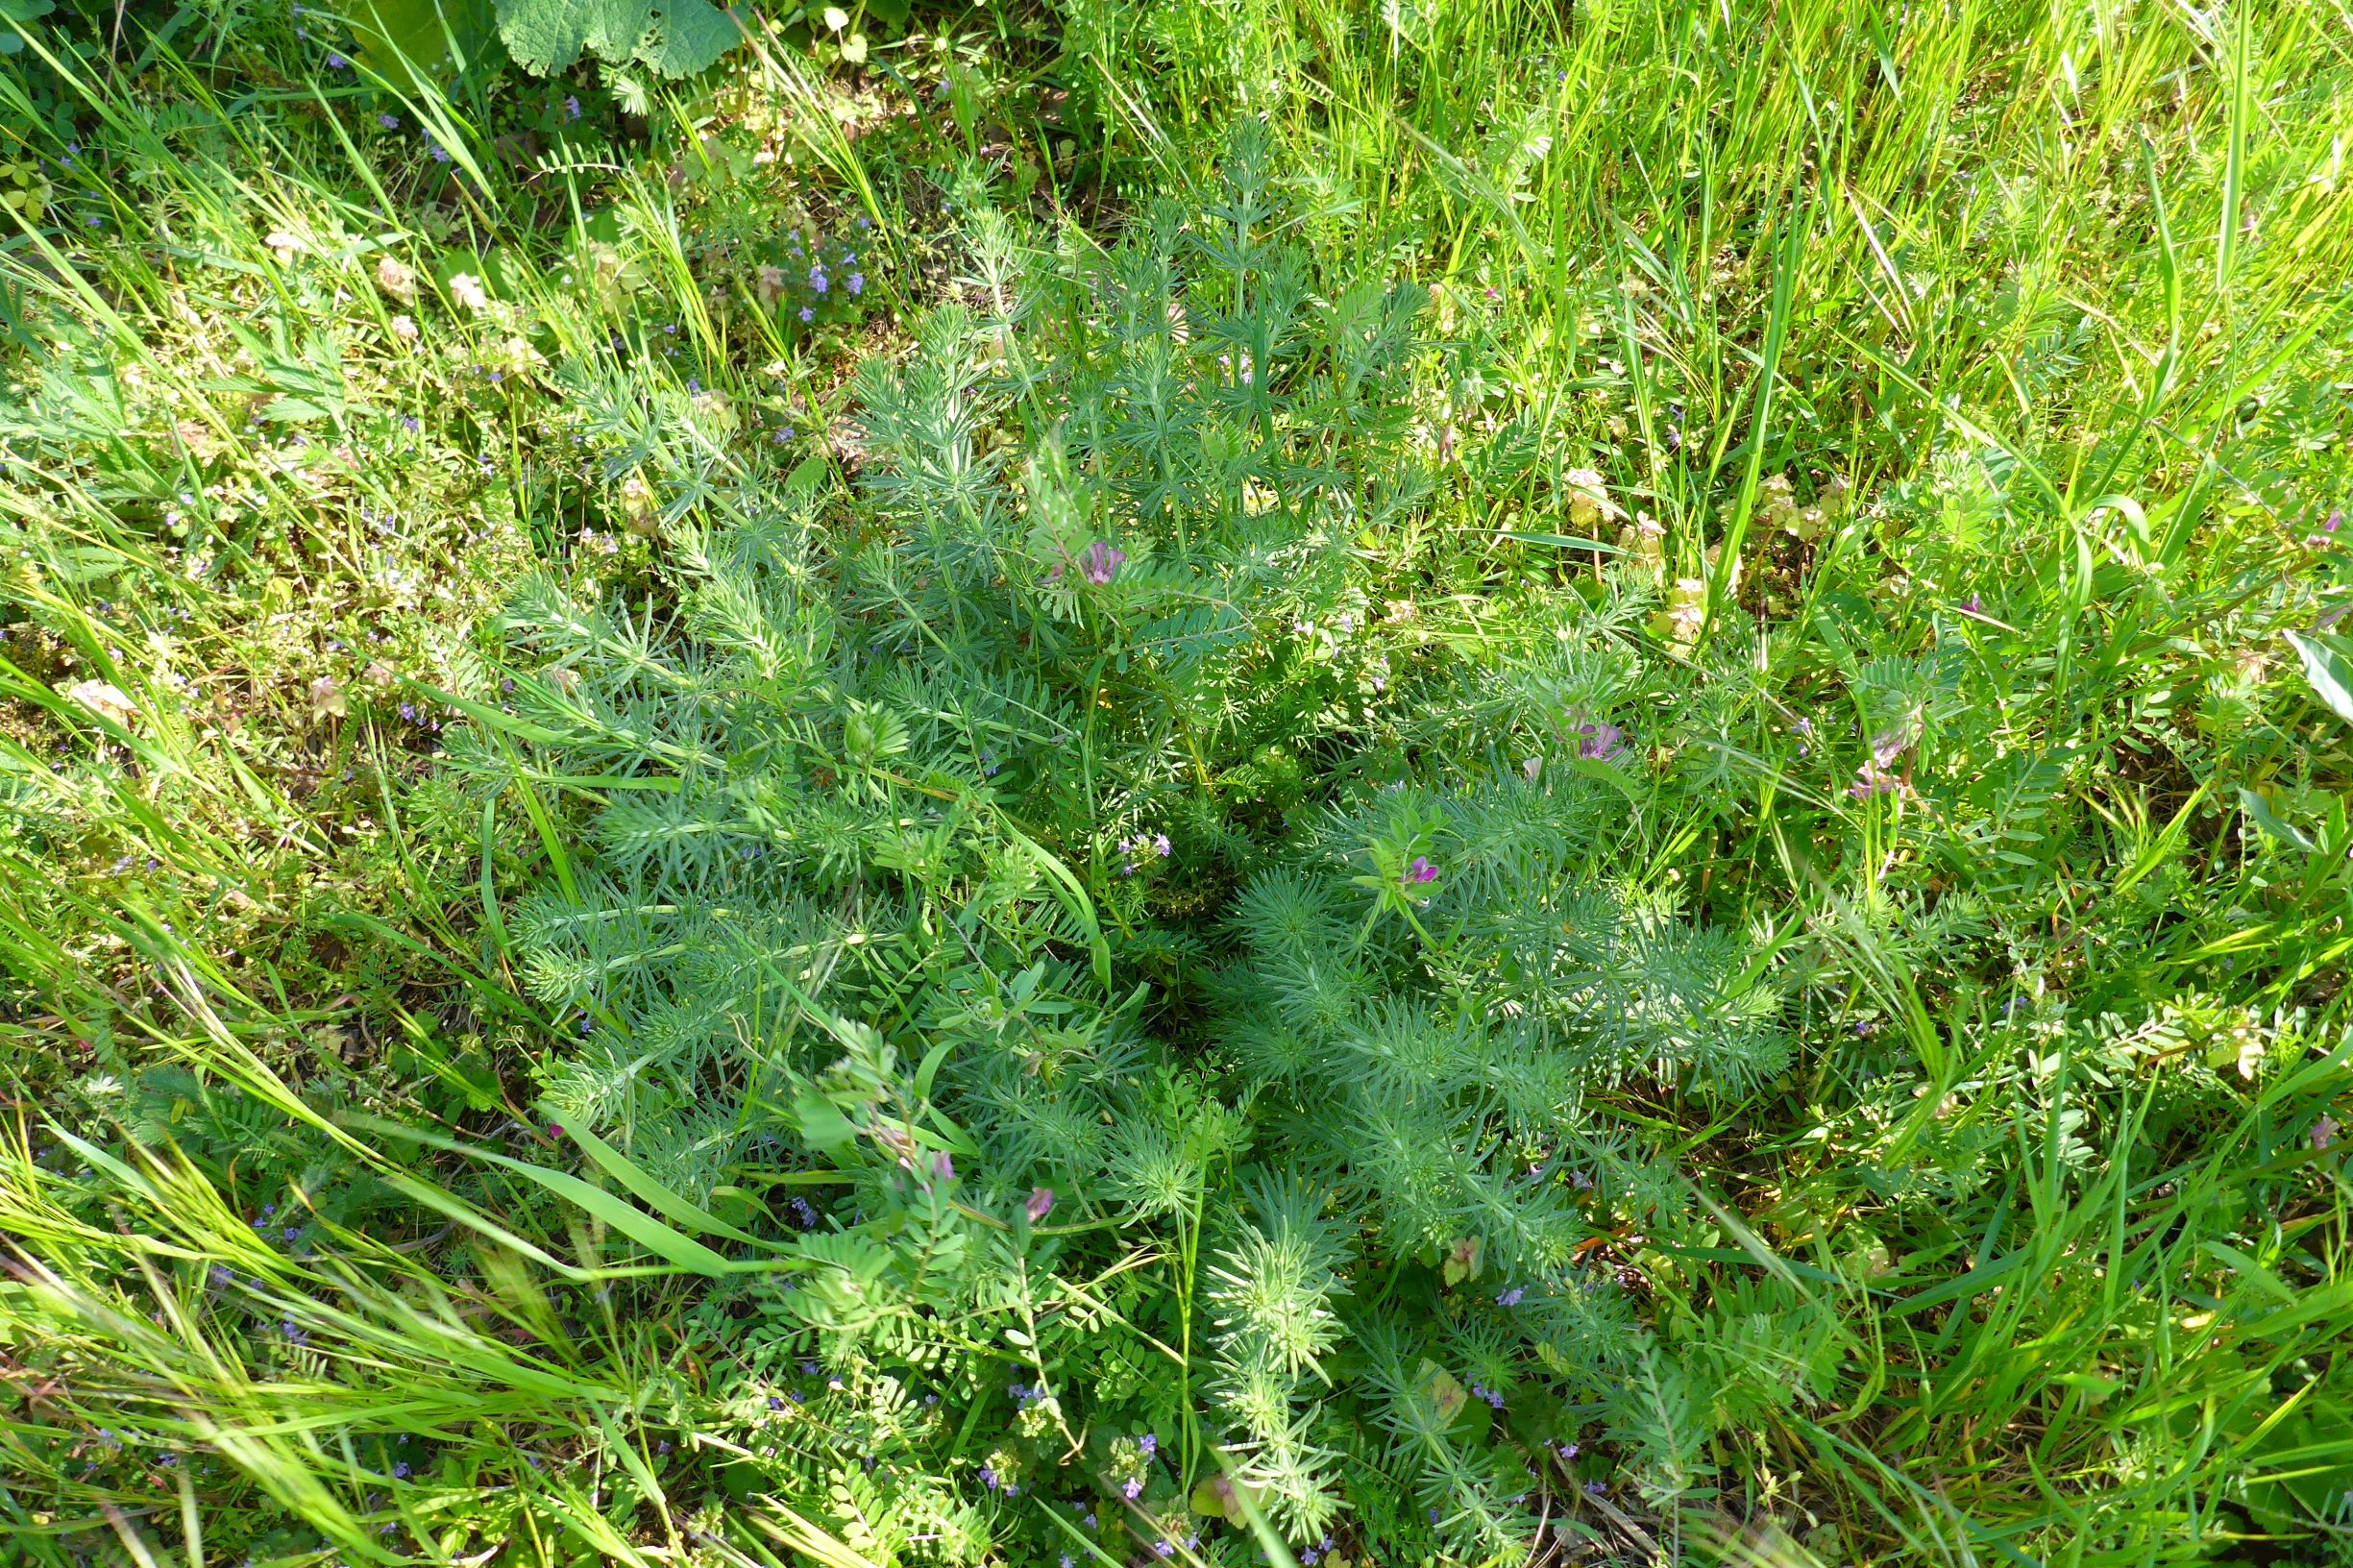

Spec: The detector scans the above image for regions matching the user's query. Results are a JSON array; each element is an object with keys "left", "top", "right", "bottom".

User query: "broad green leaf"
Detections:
[
  {"left": 2238, "top": 788, "right": 2316, "bottom": 854},
  {"left": 2284, "top": 629, "right": 2353, "bottom": 724}
]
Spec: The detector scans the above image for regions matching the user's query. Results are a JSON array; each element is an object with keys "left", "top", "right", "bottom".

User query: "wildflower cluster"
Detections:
[
  {"left": 1115, "top": 829, "right": 1171, "bottom": 876},
  {"left": 752, "top": 220, "right": 872, "bottom": 331}
]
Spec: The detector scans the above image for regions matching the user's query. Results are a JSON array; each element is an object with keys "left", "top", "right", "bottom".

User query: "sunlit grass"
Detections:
[{"left": 3, "top": 0, "right": 2350, "bottom": 1562}]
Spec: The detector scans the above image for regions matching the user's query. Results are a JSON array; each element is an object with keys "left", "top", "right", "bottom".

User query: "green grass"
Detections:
[{"left": 2, "top": 0, "right": 2351, "bottom": 1563}]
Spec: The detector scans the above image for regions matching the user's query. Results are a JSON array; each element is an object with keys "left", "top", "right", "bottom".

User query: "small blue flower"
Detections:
[
  {"left": 378, "top": 113, "right": 400, "bottom": 130},
  {"left": 564, "top": 95, "right": 581, "bottom": 121},
  {"left": 847, "top": 272, "right": 863, "bottom": 296},
  {"left": 798, "top": 306, "right": 814, "bottom": 323},
  {"left": 325, "top": 52, "right": 349, "bottom": 69}
]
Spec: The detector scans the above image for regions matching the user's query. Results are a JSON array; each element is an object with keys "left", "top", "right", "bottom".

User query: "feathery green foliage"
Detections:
[{"left": 3, "top": 0, "right": 2352, "bottom": 1564}]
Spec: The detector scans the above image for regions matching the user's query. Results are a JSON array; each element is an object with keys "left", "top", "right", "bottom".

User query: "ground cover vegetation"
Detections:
[{"left": 0, "top": 0, "right": 2349, "bottom": 1562}]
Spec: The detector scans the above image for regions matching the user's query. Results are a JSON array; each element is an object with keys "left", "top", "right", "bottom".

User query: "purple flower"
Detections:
[
  {"left": 1026, "top": 1187, "right": 1055, "bottom": 1222},
  {"left": 429, "top": 145, "right": 450, "bottom": 163},
  {"left": 1139, "top": 1433, "right": 1157, "bottom": 1457},
  {"left": 392, "top": 1461, "right": 409, "bottom": 1479},
  {"left": 564, "top": 95, "right": 581, "bottom": 121},
  {"left": 1495, "top": 1286, "right": 1524, "bottom": 1307},
  {"left": 809, "top": 268, "right": 828, "bottom": 294},
  {"left": 378, "top": 113, "right": 400, "bottom": 130},
  {"left": 1963, "top": 593, "right": 1982, "bottom": 614},
  {"left": 1850, "top": 762, "right": 1901, "bottom": 799},
  {"left": 847, "top": 273, "right": 864, "bottom": 295},
  {"left": 1576, "top": 721, "right": 1625, "bottom": 761},
  {"left": 979, "top": 1466, "right": 998, "bottom": 1491},
  {"left": 325, "top": 52, "right": 348, "bottom": 69},
  {"left": 798, "top": 306, "right": 814, "bottom": 323},
  {"left": 1122, "top": 1477, "right": 1142, "bottom": 1499},
  {"left": 1152, "top": 833, "right": 1171, "bottom": 857},
  {"left": 929, "top": 1150, "right": 954, "bottom": 1183},
  {"left": 1403, "top": 856, "right": 1438, "bottom": 886},
  {"left": 1154, "top": 1544, "right": 1174, "bottom": 1558},
  {"left": 1080, "top": 540, "right": 1126, "bottom": 585}
]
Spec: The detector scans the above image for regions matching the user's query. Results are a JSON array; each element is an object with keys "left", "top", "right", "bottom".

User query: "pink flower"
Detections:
[
  {"left": 1576, "top": 722, "right": 1624, "bottom": 761},
  {"left": 1026, "top": 1187, "right": 1055, "bottom": 1222},
  {"left": 1404, "top": 856, "right": 1438, "bottom": 886},
  {"left": 1080, "top": 541, "right": 1126, "bottom": 586},
  {"left": 1850, "top": 762, "right": 1902, "bottom": 799}
]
